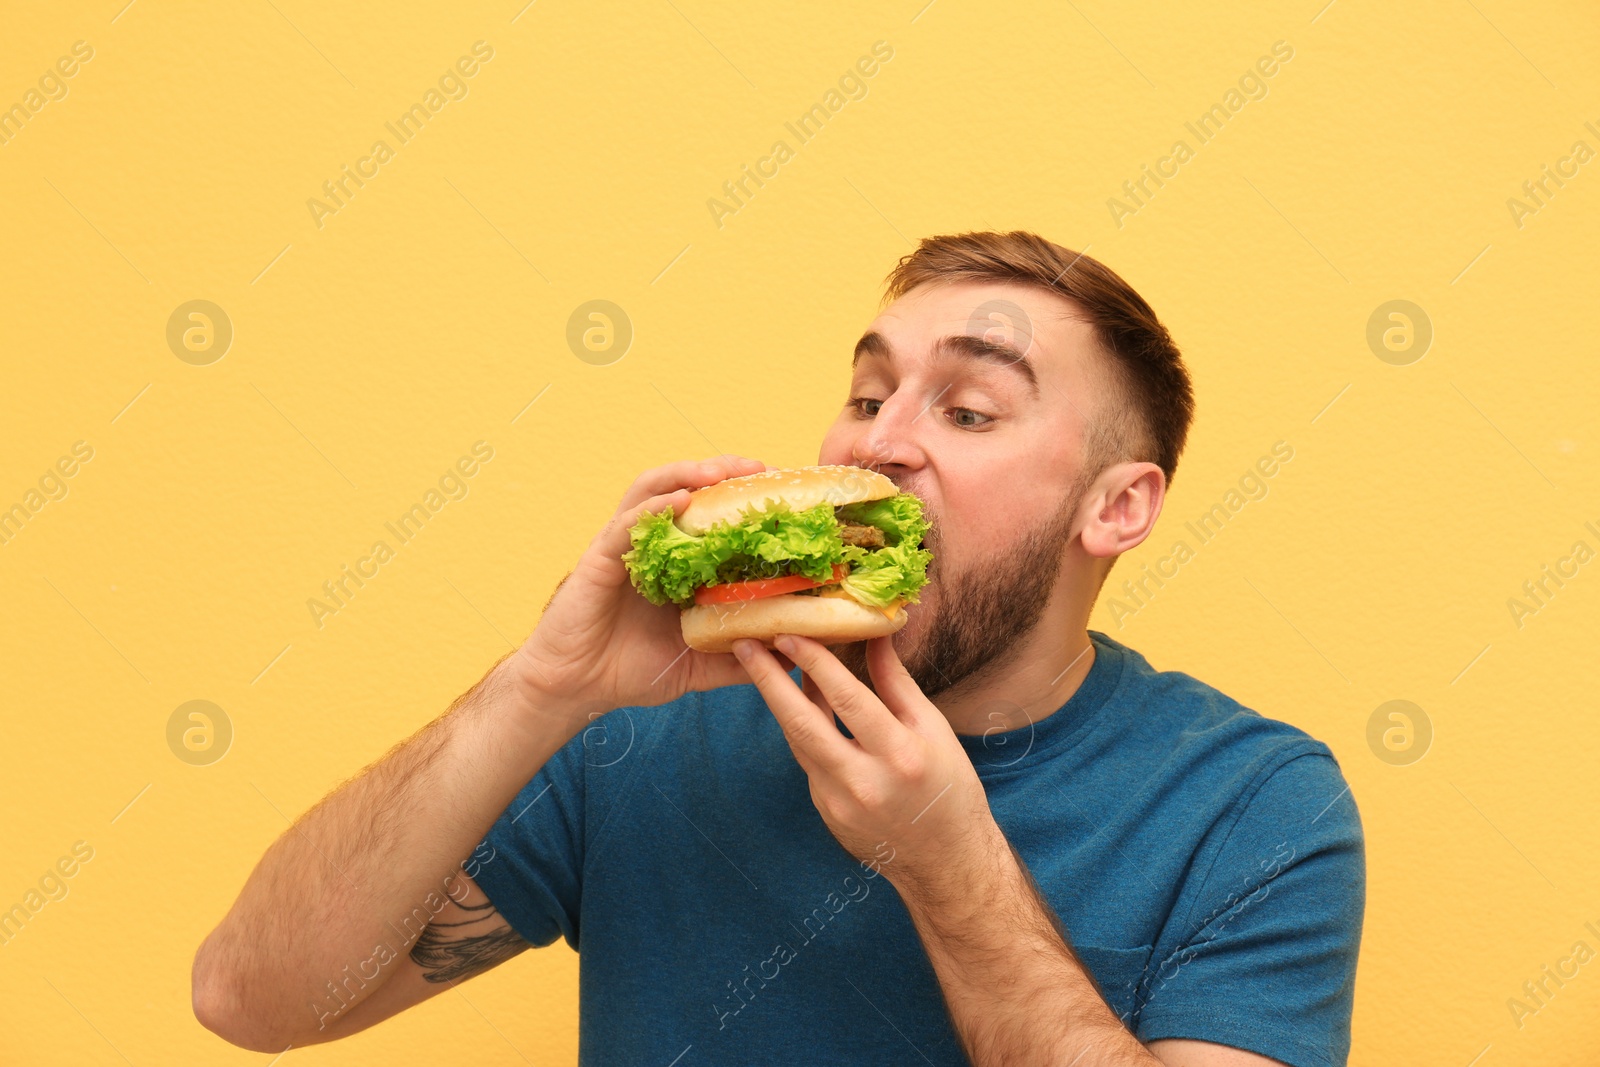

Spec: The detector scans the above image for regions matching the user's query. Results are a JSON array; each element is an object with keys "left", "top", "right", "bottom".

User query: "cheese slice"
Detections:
[{"left": 817, "top": 588, "right": 903, "bottom": 618}]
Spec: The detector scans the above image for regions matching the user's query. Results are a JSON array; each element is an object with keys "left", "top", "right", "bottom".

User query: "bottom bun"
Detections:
[{"left": 681, "top": 593, "right": 908, "bottom": 653}]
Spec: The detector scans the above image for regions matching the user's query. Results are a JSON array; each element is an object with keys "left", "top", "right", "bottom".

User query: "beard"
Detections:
[{"left": 832, "top": 487, "right": 1081, "bottom": 701}]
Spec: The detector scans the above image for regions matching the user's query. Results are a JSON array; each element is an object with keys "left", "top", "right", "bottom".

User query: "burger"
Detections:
[{"left": 622, "top": 465, "right": 933, "bottom": 653}]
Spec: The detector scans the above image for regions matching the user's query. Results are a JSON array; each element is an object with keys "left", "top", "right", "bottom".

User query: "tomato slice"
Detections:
[{"left": 694, "top": 564, "right": 848, "bottom": 606}]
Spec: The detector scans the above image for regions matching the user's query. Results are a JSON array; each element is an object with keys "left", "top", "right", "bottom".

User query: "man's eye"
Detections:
[
  {"left": 849, "top": 397, "right": 883, "bottom": 418},
  {"left": 948, "top": 408, "right": 993, "bottom": 429}
]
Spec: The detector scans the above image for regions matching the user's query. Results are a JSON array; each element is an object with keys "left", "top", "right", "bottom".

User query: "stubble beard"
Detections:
[{"left": 832, "top": 490, "right": 1081, "bottom": 701}]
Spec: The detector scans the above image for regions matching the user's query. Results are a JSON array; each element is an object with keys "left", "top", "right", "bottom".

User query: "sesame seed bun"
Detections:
[{"left": 675, "top": 464, "right": 897, "bottom": 536}]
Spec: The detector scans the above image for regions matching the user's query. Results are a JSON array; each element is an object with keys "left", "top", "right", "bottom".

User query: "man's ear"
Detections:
[{"left": 1078, "top": 461, "right": 1166, "bottom": 560}]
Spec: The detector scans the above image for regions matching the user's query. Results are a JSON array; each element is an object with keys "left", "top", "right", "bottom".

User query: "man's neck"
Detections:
[{"left": 933, "top": 609, "right": 1098, "bottom": 737}]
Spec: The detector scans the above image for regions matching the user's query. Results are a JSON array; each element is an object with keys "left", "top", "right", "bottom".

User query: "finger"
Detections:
[
  {"left": 732, "top": 639, "right": 863, "bottom": 776},
  {"left": 801, "top": 673, "right": 834, "bottom": 715},
  {"left": 801, "top": 673, "right": 858, "bottom": 743},
  {"left": 774, "top": 635, "right": 906, "bottom": 756},
  {"left": 617, "top": 456, "right": 766, "bottom": 513},
  {"left": 865, "top": 636, "right": 929, "bottom": 726}
]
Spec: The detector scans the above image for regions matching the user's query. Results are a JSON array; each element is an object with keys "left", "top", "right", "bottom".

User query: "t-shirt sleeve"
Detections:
[
  {"left": 1135, "top": 750, "right": 1366, "bottom": 1067},
  {"left": 469, "top": 720, "right": 593, "bottom": 952}
]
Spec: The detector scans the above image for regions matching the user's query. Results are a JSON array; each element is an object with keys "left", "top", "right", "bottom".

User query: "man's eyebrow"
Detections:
[{"left": 852, "top": 330, "right": 1040, "bottom": 398}]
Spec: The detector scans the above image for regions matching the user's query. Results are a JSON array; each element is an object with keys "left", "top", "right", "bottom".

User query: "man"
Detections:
[{"left": 193, "top": 231, "right": 1363, "bottom": 1065}]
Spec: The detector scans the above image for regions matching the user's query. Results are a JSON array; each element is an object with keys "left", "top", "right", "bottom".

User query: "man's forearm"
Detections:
[
  {"left": 192, "top": 652, "right": 581, "bottom": 1049},
  {"left": 896, "top": 820, "right": 1159, "bottom": 1066}
]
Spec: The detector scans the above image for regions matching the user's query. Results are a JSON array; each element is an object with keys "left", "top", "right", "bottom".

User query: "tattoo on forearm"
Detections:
[{"left": 410, "top": 899, "right": 528, "bottom": 983}]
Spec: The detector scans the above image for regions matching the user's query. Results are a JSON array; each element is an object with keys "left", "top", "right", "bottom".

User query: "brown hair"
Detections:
[{"left": 882, "top": 231, "right": 1194, "bottom": 487}]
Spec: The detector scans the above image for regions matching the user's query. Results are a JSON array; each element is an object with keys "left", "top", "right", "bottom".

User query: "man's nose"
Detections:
[{"left": 852, "top": 393, "right": 927, "bottom": 473}]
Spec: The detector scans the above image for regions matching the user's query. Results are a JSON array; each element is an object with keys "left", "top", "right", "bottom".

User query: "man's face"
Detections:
[{"left": 816, "top": 280, "right": 1114, "bottom": 699}]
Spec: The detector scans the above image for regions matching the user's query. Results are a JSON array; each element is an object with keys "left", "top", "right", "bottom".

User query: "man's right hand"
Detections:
[
  {"left": 507, "top": 455, "right": 769, "bottom": 723},
  {"left": 193, "top": 455, "right": 770, "bottom": 1052}
]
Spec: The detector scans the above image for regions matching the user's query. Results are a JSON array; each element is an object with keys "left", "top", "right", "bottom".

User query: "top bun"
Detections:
[{"left": 676, "top": 464, "right": 897, "bottom": 536}]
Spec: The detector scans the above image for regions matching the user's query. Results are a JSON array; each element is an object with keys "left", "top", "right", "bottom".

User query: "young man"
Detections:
[{"left": 194, "top": 232, "right": 1364, "bottom": 1065}]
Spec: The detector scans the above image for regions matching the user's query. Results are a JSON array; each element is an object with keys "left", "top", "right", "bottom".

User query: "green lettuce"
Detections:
[
  {"left": 620, "top": 508, "right": 723, "bottom": 606},
  {"left": 622, "top": 492, "right": 933, "bottom": 609},
  {"left": 836, "top": 494, "right": 930, "bottom": 547},
  {"left": 839, "top": 539, "right": 931, "bottom": 608},
  {"left": 623, "top": 501, "right": 844, "bottom": 606},
  {"left": 835, "top": 493, "right": 932, "bottom": 607}
]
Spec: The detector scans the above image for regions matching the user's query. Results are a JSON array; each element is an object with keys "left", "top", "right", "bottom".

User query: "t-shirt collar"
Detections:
[{"left": 954, "top": 629, "right": 1126, "bottom": 775}]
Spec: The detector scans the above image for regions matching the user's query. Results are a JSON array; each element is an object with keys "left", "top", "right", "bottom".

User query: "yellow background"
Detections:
[{"left": 2, "top": 1, "right": 1596, "bottom": 1063}]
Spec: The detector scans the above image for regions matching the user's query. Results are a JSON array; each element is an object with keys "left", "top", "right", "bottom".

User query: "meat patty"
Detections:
[{"left": 838, "top": 522, "right": 885, "bottom": 548}]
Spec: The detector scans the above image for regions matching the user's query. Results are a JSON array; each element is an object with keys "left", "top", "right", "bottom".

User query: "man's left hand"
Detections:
[{"left": 731, "top": 634, "right": 1003, "bottom": 897}]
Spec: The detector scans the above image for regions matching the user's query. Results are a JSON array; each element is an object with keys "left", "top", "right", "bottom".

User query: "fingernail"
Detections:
[
  {"left": 775, "top": 634, "right": 796, "bottom": 655},
  {"left": 732, "top": 639, "right": 753, "bottom": 661}
]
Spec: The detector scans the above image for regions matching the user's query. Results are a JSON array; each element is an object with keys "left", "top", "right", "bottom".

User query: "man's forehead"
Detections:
[{"left": 864, "top": 281, "right": 1094, "bottom": 371}]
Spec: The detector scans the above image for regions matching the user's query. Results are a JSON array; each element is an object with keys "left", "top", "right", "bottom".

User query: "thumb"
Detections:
[
  {"left": 686, "top": 649, "right": 757, "bottom": 694},
  {"left": 586, "top": 487, "right": 693, "bottom": 585}
]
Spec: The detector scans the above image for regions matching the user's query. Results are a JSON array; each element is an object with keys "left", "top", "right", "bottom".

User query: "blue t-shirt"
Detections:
[{"left": 474, "top": 630, "right": 1364, "bottom": 1066}]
